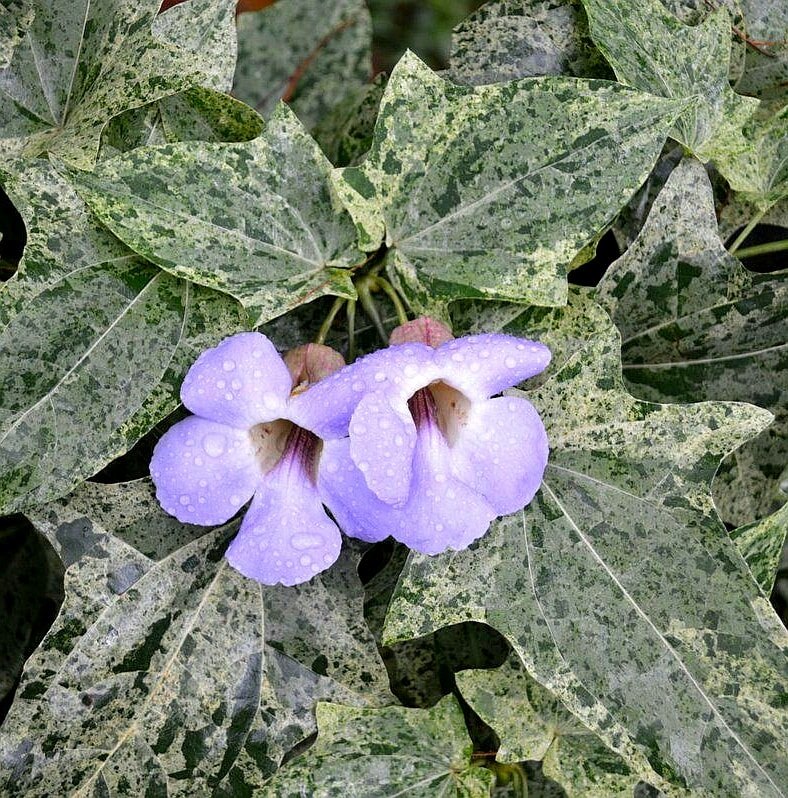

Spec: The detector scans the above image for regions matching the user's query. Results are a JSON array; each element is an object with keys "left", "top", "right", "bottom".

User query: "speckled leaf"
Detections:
[
  {"left": 448, "top": 0, "right": 612, "bottom": 85},
  {"left": 97, "top": 103, "right": 167, "bottom": 161},
  {"left": 263, "top": 697, "right": 494, "bottom": 797},
  {"left": 711, "top": 103, "right": 788, "bottom": 213},
  {"left": 732, "top": 0, "right": 788, "bottom": 99},
  {"left": 0, "top": 494, "right": 391, "bottom": 796},
  {"left": 730, "top": 503, "right": 788, "bottom": 594},
  {"left": 457, "top": 653, "right": 643, "bottom": 796},
  {"left": 581, "top": 0, "right": 759, "bottom": 161},
  {"left": 0, "top": 161, "right": 248, "bottom": 514},
  {"left": 233, "top": 0, "right": 372, "bottom": 130},
  {"left": 337, "top": 51, "right": 683, "bottom": 311},
  {"left": 66, "top": 103, "right": 360, "bottom": 326},
  {"left": 383, "top": 297, "right": 787, "bottom": 796},
  {"left": 0, "top": 0, "right": 237, "bottom": 169},
  {"left": 0, "top": 0, "right": 33, "bottom": 68},
  {"left": 719, "top": 195, "right": 788, "bottom": 245},
  {"left": 312, "top": 74, "right": 385, "bottom": 168},
  {"left": 597, "top": 159, "right": 787, "bottom": 528}
]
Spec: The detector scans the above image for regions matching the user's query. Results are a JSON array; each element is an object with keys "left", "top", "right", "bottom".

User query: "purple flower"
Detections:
[
  {"left": 316, "top": 331, "right": 551, "bottom": 554},
  {"left": 150, "top": 332, "right": 350, "bottom": 587}
]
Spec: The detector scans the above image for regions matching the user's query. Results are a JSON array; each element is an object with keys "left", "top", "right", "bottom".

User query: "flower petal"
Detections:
[
  {"left": 452, "top": 395, "right": 549, "bottom": 515},
  {"left": 150, "top": 416, "right": 258, "bottom": 525},
  {"left": 289, "top": 342, "right": 436, "bottom": 439},
  {"left": 225, "top": 452, "right": 341, "bottom": 586},
  {"left": 319, "top": 431, "right": 497, "bottom": 554},
  {"left": 348, "top": 391, "right": 417, "bottom": 506},
  {"left": 433, "top": 334, "right": 551, "bottom": 399},
  {"left": 181, "top": 332, "right": 292, "bottom": 429}
]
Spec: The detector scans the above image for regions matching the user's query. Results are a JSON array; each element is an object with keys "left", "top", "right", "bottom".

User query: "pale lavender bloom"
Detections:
[
  {"left": 316, "top": 334, "right": 551, "bottom": 554},
  {"left": 150, "top": 332, "right": 351, "bottom": 587}
]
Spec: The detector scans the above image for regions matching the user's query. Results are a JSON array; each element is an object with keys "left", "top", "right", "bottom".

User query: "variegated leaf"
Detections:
[
  {"left": 0, "top": 484, "right": 391, "bottom": 796},
  {"left": 263, "top": 697, "right": 494, "bottom": 797},
  {"left": 457, "top": 652, "right": 646, "bottom": 796},
  {"left": 336, "top": 51, "right": 683, "bottom": 312},
  {"left": 0, "top": 161, "right": 247, "bottom": 515},
  {"left": 383, "top": 296, "right": 786, "bottom": 796},
  {"left": 64, "top": 104, "right": 360, "bottom": 326},
  {"left": 233, "top": 0, "right": 372, "bottom": 129},
  {"left": 0, "top": 0, "right": 237, "bottom": 169},
  {"left": 597, "top": 158, "right": 787, "bottom": 528}
]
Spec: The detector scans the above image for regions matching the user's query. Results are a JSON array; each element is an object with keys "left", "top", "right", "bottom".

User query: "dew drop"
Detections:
[
  {"left": 379, "top": 418, "right": 391, "bottom": 430},
  {"left": 353, "top": 423, "right": 367, "bottom": 435},
  {"left": 223, "top": 359, "right": 236, "bottom": 372},
  {"left": 291, "top": 533, "right": 323, "bottom": 550},
  {"left": 217, "top": 379, "right": 226, "bottom": 389},
  {"left": 186, "top": 438, "right": 195, "bottom": 447},
  {"left": 358, "top": 461, "right": 370, "bottom": 472},
  {"left": 352, "top": 380, "right": 365, "bottom": 392},
  {"left": 229, "top": 494, "right": 241, "bottom": 505},
  {"left": 404, "top": 363, "right": 418, "bottom": 377},
  {"left": 323, "top": 553, "right": 333, "bottom": 564},
  {"left": 326, "top": 460, "right": 339, "bottom": 474},
  {"left": 374, "top": 371, "right": 386, "bottom": 382},
  {"left": 187, "top": 505, "right": 195, "bottom": 513},
  {"left": 252, "top": 348, "right": 263, "bottom": 358},
  {"left": 299, "top": 554, "right": 312, "bottom": 566},
  {"left": 224, "top": 392, "right": 234, "bottom": 401},
  {"left": 451, "top": 352, "right": 464, "bottom": 362},
  {"left": 231, "top": 379, "right": 242, "bottom": 390},
  {"left": 203, "top": 433, "right": 226, "bottom": 457},
  {"left": 469, "top": 362, "right": 480, "bottom": 372},
  {"left": 435, "top": 523, "right": 444, "bottom": 532},
  {"left": 194, "top": 456, "right": 204, "bottom": 466},
  {"left": 479, "top": 349, "right": 490, "bottom": 359},
  {"left": 435, "top": 473, "right": 447, "bottom": 483},
  {"left": 199, "top": 479, "right": 208, "bottom": 488},
  {"left": 263, "top": 392, "right": 279, "bottom": 409},
  {"left": 516, "top": 343, "right": 526, "bottom": 351},
  {"left": 179, "top": 495, "right": 190, "bottom": 506},
  {"left": 253, "top": 369, "right": 262, "bottom": 378},
  {"left": 505, "top": 356, "right": 517, "bottom": 368},
  {"left": 394, "top": 435, "right": 404, "bottom": 447}
]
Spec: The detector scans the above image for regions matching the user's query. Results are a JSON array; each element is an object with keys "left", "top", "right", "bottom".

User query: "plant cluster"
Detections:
[{"left": 0, "top": 0, "right": 786, "bottom": 796}]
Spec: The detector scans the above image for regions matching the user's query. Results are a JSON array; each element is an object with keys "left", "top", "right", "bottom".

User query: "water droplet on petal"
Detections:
[
  {"left": 374, "top": 371, "right": 386, "bottom": 382},
  {"left": 223, "top": 359, "right": 236, "bottom": 371},
  {"left": 224, "top": 392, "right": 234, "bottom": 401},
  {"left": 217, "top": 379, "right": 226, "bottom": 389},
  {"left": 379, "top": 418, "right": 391, "bottom": 430},
  {"left": 179, "top": 495, "right": 190, "bottom": 506},
  {"left": 517, "top": 343, "right": 525, "bottom": 351},
  {"left": 352, "top": 380, "right": 365, "bottom": 392},
  {"left": 263, "top": 392, "right": 279, "bottom": 410},
  {"left": 404, "top": 363, "right": 418, "bottom": 377},
  {"left": 323, "top": 553, "right": 333, "bottom": 564},
  {"left": 451, "top": 352, "right": 464, "bottom": 362},
  {"left": 394, "top": 435, "right": 404, "bottom": 447},
  {"left": 505, "top": 356, "right": 517, "bottom": 368},
  {"left": 469, "top": 362, "right": 480, "bottom": 372},
  {"left": 479, "top": 349, "right": 490, "bottom": 359},
  {"left": 435, "top": 473, "right": 446, "bottom": 483},
  {"left": 291, "top": 533, "right": 323, "bottom": 550},
  {"left": 358, "top": 461, "right": 369, "bottom": 472},
  {"left": 299, "top": 554, "right": 312, "bottom": 566},
  {"left": 435, "top": 523, "right": 444, "bottom": 532},
  {"left": 353, "top": 423, "right": 367, "bottom": 435},
  {"left": 231, "top": 379, "right": 242, "bottom": 390},
  {"left": 229, "top": 494, "right": 241, "bottom": 505},
  {"left": 326, "top": 460, "right": 339, "bottom": 473},
  {"left": 194, "top": 457, "right": 204, "bottom": 466},
  {"left": 199, "top": 479, "right": 207, "bottom": 488},
  {"left": 203, "top": 434, "right": 226, "bottom": 457}
]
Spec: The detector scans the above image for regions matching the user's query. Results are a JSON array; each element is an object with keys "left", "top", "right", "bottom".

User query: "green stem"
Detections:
[
  {"left": 355, "top": 275, "right": 388, "bottom": 344},
  {"left": 372, "top": 276, "right": 409, "bottom": 326},
  {"left": 728, "top": 209, "right": 766, "bottom": 255},
  {"left": 346, "top": 299, "right": 357, "bottom": 362},
  {"left": 315, "top": 297, "right": 346, "bottom": 345},
  {"left": 733, "top": 238, "right": 788, "bottom": 259},
  {"left": 487, "top": 762, "right": 528, "bottom": 797}
]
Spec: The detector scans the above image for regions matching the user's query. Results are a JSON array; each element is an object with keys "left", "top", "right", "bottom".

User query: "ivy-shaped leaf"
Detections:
[
  {"left": 597, "top": 159, "right": 787, "bottom": 529},
  {"left": 711, "top": 102, "right": 788, "bottom": 213},
  {"left": 383, "top": 296, "right": 787, "bottom": 796},
  {"left": 0, "top": 0, "right": 237, "bottom": 169},
  {"left": 336, "top": 51, "right": 683, "bottom": 312},
  {"left": 457, "top": 653, "right": 645, "bottom": 796},
  {"left": 581, "top": 0, "right": 759, "bottom": 166},
  {"left": 449, "top": 0, "right": 612, "bottom": 85},
  {"left": 66, "top": 103, "right": 360, "bottom": 326},
  {"left": 0, "top": 161, "right": 247, "bottom": 515},
  {"left": 731, "top": 0, "right": 788, "bottom": 99},
  {"left": 0, "top": 486, "right": 391, "bottom": 796},
  {"left": 233, "top": 0, "right": 372, "bottom": 129},
  {"left": 263, "top": 697, "right": 494, "bottom": 797},
  {"left": 0, "top": 0, "right": 33, "bottom": 68},
  {"left": 730, "top": 502, "right": 788, "bottom": 594}
]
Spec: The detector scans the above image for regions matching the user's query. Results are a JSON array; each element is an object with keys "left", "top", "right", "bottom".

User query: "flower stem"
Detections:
[
  {"left": 315, "top": 297, "right": 346, "bottom": 345},
  {"left": 346, "top": 298, "right": 357, "bottom": 362},
  {"left": 733, "top": 238, "right": 788, "bottom": 259},
  {"left": 355, "top": 275, "right": 388, "bottom": 344},
  {"left": 372, "top": 276, "right": 409, "bottom": 326},
  {"left": 728, "top": 209, "right": 766, "bottom": 255}
]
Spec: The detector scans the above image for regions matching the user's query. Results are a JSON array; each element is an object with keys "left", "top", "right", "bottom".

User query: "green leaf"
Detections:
[
  {"left": 711, "top": 103, "right": 788, "bottom": 213},
  {"left": 731, "top": 0, "right": 788, "bottom": 99},
  {"left": 233, "top": 0, "right": 372, "bottom": 130},
  {"left": 312, "top": 75, "right": 386, "bottom": 168},
  {"left": 448, "top": 0, "right": 612, "bottom": 85},
  {"left": 337, "top": 51, "right": 683, "bottom": 312},
  {"left": 0, "top": 489, "right": 391, "bottom": 795},
  {"left": 0, "top": 0, "right": 238, "bottom": 169},
  {"left": 0, "top": 161, "right": 247, "bottom": 514},
  {"left": 730, "top": 503, "right": 788, "bottom": 594},
  {"left": 0, "top": 0, "right": 33, "bottom": 68},
  {"left": 382, "top": 296, "right": 787, "bottom": 796},
  {"left": 457, "top": 653, "right": 644, "bottom": 796},
  {"left": 581, "top": 0, "right": 759, "bottom": 160},
  {"left": 65, "top": 103, "right": 360, "bottom": 326},
  {"left": 263, "top": 696, "right": 494, "bottom": 797},
  {"left": 597, "top": 158, "right": 787, "bottom": 528}
]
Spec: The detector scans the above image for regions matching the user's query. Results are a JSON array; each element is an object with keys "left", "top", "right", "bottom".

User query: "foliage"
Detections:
[{"left": 0, "top": 0, "right": 786, "bottom": 796}]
